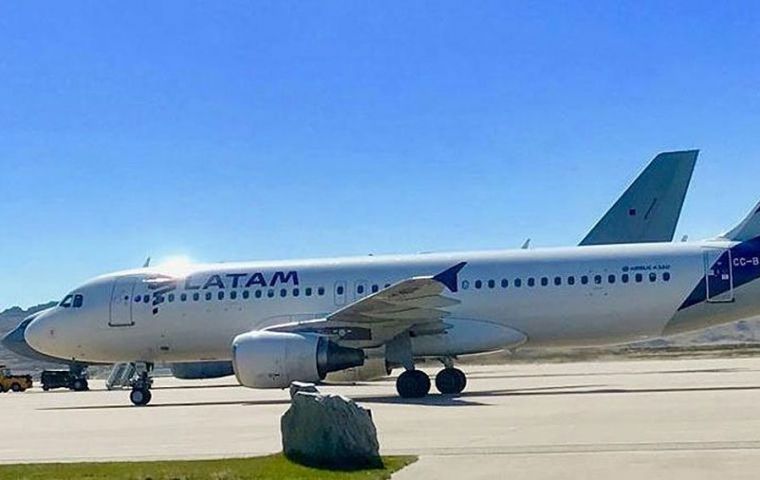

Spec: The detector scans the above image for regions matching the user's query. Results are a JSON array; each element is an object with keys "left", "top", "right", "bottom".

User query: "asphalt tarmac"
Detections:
[{"left": 3, "top": 357, "right": 760, "bottom": 479}]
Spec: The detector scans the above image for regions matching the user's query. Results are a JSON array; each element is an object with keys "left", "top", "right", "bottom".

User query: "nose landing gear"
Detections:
[{"left": 129, "top": 363, "right": 154, "bottom": 406}]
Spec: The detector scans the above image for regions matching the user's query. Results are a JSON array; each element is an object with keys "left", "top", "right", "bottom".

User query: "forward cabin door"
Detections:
[
  {"left": 109, "top": 277, "right": 137, "bottom": 327},
  {"left": 704, "top": 248, "right": 734, "bottom": 303}
]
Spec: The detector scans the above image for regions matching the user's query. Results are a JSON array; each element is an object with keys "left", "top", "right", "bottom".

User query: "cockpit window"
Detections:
[
  {"left": 60, "top": 295, "right": 73, "bottom": 308},
  {"left": 60, "top": 294, "right": 84, "bottom": 308}
]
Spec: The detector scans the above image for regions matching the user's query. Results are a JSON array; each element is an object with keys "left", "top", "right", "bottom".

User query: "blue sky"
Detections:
[{"left": 1, "top": 1, "right": 760, "bottom": 308}]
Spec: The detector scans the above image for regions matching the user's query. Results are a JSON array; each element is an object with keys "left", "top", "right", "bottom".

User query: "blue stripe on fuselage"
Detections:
[{"left": 678, "top": 237, "right": 760, "bottom": 310}]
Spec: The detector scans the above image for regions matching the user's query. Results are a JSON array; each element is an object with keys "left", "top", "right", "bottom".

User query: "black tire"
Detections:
[
  {"left": 43, "top": 385, "right": 50, "bottom": 391},
  {"left": 435, "top": 367, "right": 467, "bottom": 395},
  {"left": 130, "top": 388, "right": 152, "bottom": 406},
  {"left": 72, "top": 379, "right": 88, "bottom": 391},
  {"left": 396, "top": 370, "right": 431, "bottom": 398},
  {"left": 10, "top": 383, "right": 21, "bottom": 392}
]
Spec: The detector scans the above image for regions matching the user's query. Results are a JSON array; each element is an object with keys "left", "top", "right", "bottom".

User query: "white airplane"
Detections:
[
  {"left": 27, "top": 151, "right": 741, "bottom": 408},
  {"left": 2, "top": 150, "right": 697, "bottom": 386}
]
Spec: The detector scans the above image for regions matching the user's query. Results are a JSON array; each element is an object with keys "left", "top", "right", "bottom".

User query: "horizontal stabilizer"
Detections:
[
  {"left": 722, "top": 201, "right": 760, "bottom": 242},
  {"left": 580, "top": 150, "right": 698, "bottom": 246}
]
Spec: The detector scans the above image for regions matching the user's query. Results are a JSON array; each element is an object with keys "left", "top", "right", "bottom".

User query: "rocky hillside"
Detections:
[{"left": 0, "top": 302, "right": 58, "bottom": 373}]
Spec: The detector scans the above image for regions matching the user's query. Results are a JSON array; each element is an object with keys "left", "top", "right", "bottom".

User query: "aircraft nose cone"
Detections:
[{"left": 24, "top": 315, "right": 58, "bottom": 358}]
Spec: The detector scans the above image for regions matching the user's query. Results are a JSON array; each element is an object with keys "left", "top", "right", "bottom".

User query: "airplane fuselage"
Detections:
[{"left": 25, "top": 238, "right": 760, "bottom": 365}]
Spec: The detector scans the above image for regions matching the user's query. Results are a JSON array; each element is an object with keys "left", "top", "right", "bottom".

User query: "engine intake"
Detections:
[{"left": 232, "top": 331, "right": 365, "bottom": 389}]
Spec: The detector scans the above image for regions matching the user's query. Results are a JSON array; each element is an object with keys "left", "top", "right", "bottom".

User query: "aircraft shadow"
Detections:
[{"left": 39, "top": 382, "right": 760, "bottom": 411}]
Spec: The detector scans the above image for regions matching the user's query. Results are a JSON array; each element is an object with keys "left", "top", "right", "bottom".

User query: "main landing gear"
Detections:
[
  {"left": 395, "top": 360, "right": 468, "bottom": 398},
  {"left": 129, "top": 363, "right": 154, "bottom": 407}
]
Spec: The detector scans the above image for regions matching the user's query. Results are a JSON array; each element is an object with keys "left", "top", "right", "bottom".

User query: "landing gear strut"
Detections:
[{"left": 129, "top": 363, "right": 154, "bottom": 406}]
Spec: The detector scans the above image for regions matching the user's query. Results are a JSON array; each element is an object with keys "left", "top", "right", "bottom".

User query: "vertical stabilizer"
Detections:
[{"left": 580, "top": 150, "right": 698, "bottom": 246}]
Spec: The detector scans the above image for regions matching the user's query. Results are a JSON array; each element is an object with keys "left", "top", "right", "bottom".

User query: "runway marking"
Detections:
[{"left": 388, "top": 440, "right": 760, "bottom": 457}]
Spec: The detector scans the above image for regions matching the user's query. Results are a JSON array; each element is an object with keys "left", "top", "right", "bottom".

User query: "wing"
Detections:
[{"left": 268, "top": 262, "right": 467, "bottom": 348}]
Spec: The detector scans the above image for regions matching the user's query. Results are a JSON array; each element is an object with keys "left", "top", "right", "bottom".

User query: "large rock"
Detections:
[{"left": 281, "top": 391, "right": 381, "bottom": 469}]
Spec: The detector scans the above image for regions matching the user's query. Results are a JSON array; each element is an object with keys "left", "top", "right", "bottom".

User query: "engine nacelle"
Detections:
[
  {"left": 232, "top": 331, "right": 365, "bottom": 389},
  {"left": 326, "top": 347, "right": 391, "bottom": 382}
]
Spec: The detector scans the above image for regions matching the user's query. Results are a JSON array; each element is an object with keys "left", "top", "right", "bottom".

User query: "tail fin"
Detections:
[
  {"left": 722, "top": 201, "right": 760, "bottom": 241},
  {"left": 580, "top": 150, "right": 698, "bottom": 246}
]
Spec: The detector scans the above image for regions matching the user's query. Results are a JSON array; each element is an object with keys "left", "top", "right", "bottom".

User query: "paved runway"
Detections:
[{"left": 3, "top": 357, "right": 760, "bottom": 479}]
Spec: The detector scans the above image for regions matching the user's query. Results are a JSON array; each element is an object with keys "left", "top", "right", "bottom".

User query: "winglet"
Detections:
[{"left": 433, "top": 262, "right": 467, "bottom": 293}]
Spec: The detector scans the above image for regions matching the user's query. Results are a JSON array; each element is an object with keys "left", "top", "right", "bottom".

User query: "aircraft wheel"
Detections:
[
  {"left": 130, "top": 388, "right": 152, "bottom": 406},
  {"left": 396, "top": 370, "right": 431, "bottom": 398},
  {"left": 435, "top": 367, "right": 467, "bottom": 395}
]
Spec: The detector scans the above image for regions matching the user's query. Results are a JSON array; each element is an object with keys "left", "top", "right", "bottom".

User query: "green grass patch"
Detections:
[{"left": 0, "top": 454, "right": 417, "bottom": 480}]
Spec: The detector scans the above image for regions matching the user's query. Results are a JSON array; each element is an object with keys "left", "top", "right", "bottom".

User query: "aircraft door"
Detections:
[
  {"left": 704, "top": 248, "right": 734, "bottom": 303},
  {"left": 110, "top": 277, "right": 137, "bottom": 327}
]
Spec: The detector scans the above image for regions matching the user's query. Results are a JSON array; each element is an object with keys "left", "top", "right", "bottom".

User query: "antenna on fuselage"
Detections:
[
  {"left": 521, "top": 238, "right": 531, "bottom": 249},
  {"left": 143, "top": 257, "right": 151, "bottom": 268}
]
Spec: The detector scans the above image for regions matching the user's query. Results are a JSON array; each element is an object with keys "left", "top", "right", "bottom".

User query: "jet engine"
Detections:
[
  {"left": 232, "top": 331, "right": 365, "bottom": 389},
  {"left": 326, "top": 347, "right": 392, "bottom": 382}
]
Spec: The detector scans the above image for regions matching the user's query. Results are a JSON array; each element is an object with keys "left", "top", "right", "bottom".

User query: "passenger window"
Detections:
[
  {"left": 181, "top": 293, "right": 187, "bottom": 302},
  {"left": 554, "top": 277, "right": 561, "bottom": 286},
  {"left": 293, "top": 288, "right": 300, "bottom": 297},
  {"left": 205, "top": 292, "right": 212, "bottom": 301},
  {"left": 305, "top": 287, "right": 313, "bottom": 297},
  {"left": 167, "top": 294, "right": 175, "bottom": 303},
  {"left": 133, "top": 295, "right": 141, "bottom": 303},
  {"left": 193, "top": 293, "right": 200, "bottom": 301},
  {"left": 337, "top": 285, "right": 345, "bottom": 295},
  {"left": 72, "top": 294, "right": 84, "bottom": 308},
  {"left": 475, "top": 280, "right": 483, "bottom": 289},
  {"left": 255, "top": 290, "right": 263, "bottom": 299},
  {"left": 267, "top": 289, "right": 275, "bottom": 298},
  {"left": 318, "top": 287, "right": 326, "bottom": 296},
  {"left": 581, "top": 275, "right": 589, "bottom": 285},
  {"left": 230, "top": 291, "right": 237, "bottom": 300},
  {"left": 501, "top": 279, "right": 508, "bottom": 288},
  {"left": 514, "top": 278, "right": 522, "bottom": 287},
  {"left": 663, "top": 272, "right": 671, "bottom": 282},
  {"left": 372, "top": 284, "right": 379, "bottom": 293},
  {"left": 242, "top": 290, "right": 250, "bottom": 299},
  {"left": 280, "top": 289, "right": 287, "bottom": 297},
  {"left": 528, "top": 278, "right": 535, "bottom": 287},
  {"left": 143, "top": 295, "right": 150, "bottom": 303},
  {"left": 540, "top": 277, "right": 548, "bottom": 286},
  {"left": 649, "top": 272, "right": 657, "bottom": 282},
  {"left": 385, "top": 283, "right": 391, "bottom": 288},
  {"left": 488, "top": 279, "right": 495, "bottom": 289},
  {"left": 594, "top": 275, "right": 602, "bottom": 285},
  {"left": 357, "top": 284, "right": 365, "bottom": 294},
  {"left": 218, "top": 291, "right": 224, "bottom": 300},
  {"left": 622, "top": 274, "right": 629, "bottom": 284},
  {"left": 635, "top": 273, "right": 643, "bottom": 283},
  {"left": 462, "top": 280, "right": 470, "bottom": 290},
  {"left": 608, "top": 274, "right": 615, "bottom": 284},
  {"left": 568, "top": 276, "right": 575, "bottom": 286}
]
